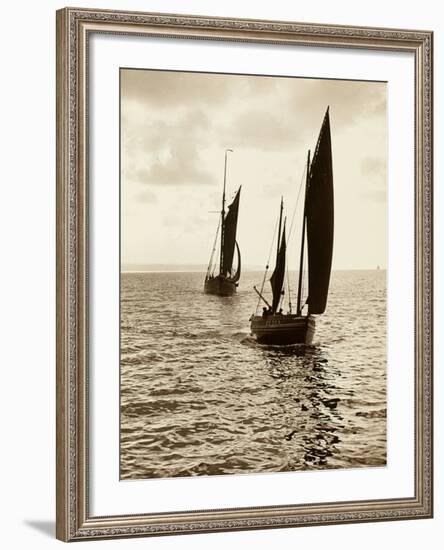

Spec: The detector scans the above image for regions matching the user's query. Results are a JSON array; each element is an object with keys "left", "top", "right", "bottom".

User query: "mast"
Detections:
[
  {"left": 219, "top": 148, "right": 233, "bottom": 275},
  {"left": 276, "top": 196, "right": 283, "bottom": 264},
  {"left": 297, "top": 149, "right": 310, "bottom": 316}
]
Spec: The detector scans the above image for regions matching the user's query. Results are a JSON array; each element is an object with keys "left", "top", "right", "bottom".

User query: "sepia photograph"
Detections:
[{"left": 120, "top": 68, "right": 387, "bottom": 480}]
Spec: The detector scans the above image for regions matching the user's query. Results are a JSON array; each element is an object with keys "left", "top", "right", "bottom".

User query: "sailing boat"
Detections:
[
  {"left": 204, "top": 149, "right": 242, "bottom": 296},
  {"left": 250, "top": 107, "right": 334, "bottom": 344}
]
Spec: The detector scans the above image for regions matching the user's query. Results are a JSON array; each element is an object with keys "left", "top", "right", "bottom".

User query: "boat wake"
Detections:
[
  {"left": 239, "top": 334, "right": 312, "bottom": 355},
  {"left": 238, "top": 334, "right": 257, "bottom": 346}
]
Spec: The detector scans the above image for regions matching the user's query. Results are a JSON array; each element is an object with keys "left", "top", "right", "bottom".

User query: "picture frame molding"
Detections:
[{"left": 56, "top": 6, "right": 433, "bottom": 542}]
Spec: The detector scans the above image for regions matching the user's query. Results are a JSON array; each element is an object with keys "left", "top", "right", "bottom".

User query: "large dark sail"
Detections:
[
  {"left": 270, "top": 223, "right": 286, "bottom": 313},
  {"left": 222, "top": 187, "right": 241, "bottom": 277},
  {"left": 306, "top": 108, "right": 334, "bottom": 314}
]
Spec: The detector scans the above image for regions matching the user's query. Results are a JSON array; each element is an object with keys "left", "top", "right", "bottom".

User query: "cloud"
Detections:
[
  {"left": 122, "top": 109, "right": 215, "bottom": 186},
  {"left": 245, "top": 74, "right": 278, "bottom": 95},
  {"left": 215, "top": 78, "right": 386, "bottom": 154},
  {"left": 121, "top": 69, "right": 236, "bottom": 108},
  {"left": 220, "top": 108, "right": 301, "bottom": 152},
  {"left": 287, "top": 79, "right": 386, "bottom": 126},
  {"left": 122, "top": 71, "right": 387, "bottom": 188},
  {"left": 361, "top": 156, "right": 385, "bottom": 177},
  {"left": 122, "top": 84, "right": 388, "bottom": 213},
  {"left": 123, "top": 109, "right": 210, "bottom": 154},
  {"left": 143, "top": 140, "right": 215, "bottom": 186},
  {"left": 121, "top": 69, "right": 388, "bottom": 270},
  {"left": 135, "top": 189, "right": 157, "bottom": 203},
  {"left": 360, "top": 156, "right": 386, "bottom": 203}
]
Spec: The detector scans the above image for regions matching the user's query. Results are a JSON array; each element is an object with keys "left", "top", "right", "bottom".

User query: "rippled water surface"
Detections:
[{"left": 120, "top": 270, "right": 386, "bottom": 479}]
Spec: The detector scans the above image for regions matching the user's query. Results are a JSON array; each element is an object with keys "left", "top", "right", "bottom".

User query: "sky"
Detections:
[{"left": 121, "top": 69, "right": 386, "bottom": 271}]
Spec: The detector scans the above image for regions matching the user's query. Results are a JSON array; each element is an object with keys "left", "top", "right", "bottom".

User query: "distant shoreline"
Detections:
[{"left": 122, "top": 268, "right": 387, "bottom": 274}]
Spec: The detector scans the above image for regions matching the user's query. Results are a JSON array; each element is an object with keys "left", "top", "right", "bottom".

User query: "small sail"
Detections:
[
  {"left": 270, "top": 223, "right": 286, "bottom": 313},
  {"left": 205, "top": 218, "right": 221, "bottom": 279},
  {"left": 306, "top": 108, "right": 334, "bottom": 314},
  {"left": 222, "top": 186, "right": 241, "bottom": 277},
  {"left": 231, "top": 241, "right": 241, "bottom": 283}
]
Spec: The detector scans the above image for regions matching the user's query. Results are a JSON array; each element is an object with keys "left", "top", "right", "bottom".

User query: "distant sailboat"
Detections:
[
  {"left": 250, "top": 107, "right": 334, "bottom": 344},
  {"left": 205, "top": 149, "right": 242, "bottom": 296}
]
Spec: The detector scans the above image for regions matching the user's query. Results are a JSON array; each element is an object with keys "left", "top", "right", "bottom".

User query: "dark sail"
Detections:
[
  {"left": 306, "top": 108, "right": 334, "bottom": 314},
  {"left": 222, "top": 187, "right": 241, "bottom": 277},
  {"left": 270, "top": 223, "right": 286, "bottom": 313}
]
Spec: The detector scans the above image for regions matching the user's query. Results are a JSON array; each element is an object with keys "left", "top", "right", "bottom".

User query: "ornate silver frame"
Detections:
[{"left": 56, "top": 7, "right": 433, "bottom": 542}]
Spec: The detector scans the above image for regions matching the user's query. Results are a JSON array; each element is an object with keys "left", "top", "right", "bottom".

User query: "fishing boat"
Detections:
[
  {"left": 250, "top": 107, "right": 334, "bottom": 345},
  {"left": 204, "top": 149, "right": 242, "bottom": 296}
]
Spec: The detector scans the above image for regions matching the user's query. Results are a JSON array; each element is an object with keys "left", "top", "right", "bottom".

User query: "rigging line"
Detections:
[
  {"left": 286, "top": 265, "right": 292, "bottom": 313},
  {"left": 206, "top": 218, "right": 221, "bottom": 277},
  {"left": 287, "top": 164, "right": 307, "bottom": 247},
  {"left": 255, "top": 217, "right": 279, "bottom": 315}
]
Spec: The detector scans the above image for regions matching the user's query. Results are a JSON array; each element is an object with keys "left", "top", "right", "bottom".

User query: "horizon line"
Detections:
[{"left": 122, "top": 267, "right": 387, "bottom": 273}]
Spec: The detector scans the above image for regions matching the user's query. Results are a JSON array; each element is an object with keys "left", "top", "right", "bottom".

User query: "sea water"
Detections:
[{"left": 120, "top": 270, "right": 386, "bottom": 479}]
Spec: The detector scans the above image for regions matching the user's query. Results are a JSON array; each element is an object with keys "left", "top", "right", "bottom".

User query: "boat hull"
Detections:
[
  {"left": 250, "top": 314, "right": 315, "bottom": 345},
  {"left": 204, "top": 276, "right": 238, "bottom": 296}
]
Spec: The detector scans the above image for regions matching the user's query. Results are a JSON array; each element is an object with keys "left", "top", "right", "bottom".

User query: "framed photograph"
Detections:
[{"left": 56, "top": 7, "right": 433, "bottom": 542}]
